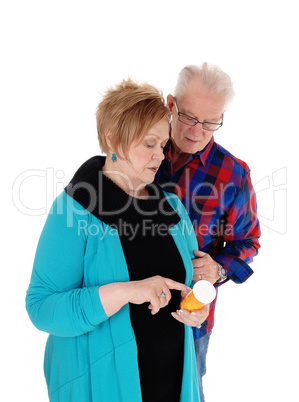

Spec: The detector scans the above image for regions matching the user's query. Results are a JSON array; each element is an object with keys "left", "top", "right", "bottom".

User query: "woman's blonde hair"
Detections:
[{"left": 96, "top": 78, "right": 170, "bottom": 158}]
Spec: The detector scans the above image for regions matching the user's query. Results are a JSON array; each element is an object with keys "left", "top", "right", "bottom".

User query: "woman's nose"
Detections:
[{"left": 153, "top": 147, "right": 165, "bottom": 161}]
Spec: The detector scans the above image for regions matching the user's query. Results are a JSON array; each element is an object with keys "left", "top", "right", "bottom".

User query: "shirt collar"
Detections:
[{"left": 195, "top": 136, "right": 215, "bottom": 166}]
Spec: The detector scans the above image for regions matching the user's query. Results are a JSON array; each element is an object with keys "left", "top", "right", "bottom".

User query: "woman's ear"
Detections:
[
  {"left": 105, "top": 131, "right": 113, "bottom": 150},
  {"left": 104, "top": 132, "right": 125, "bottom": 160}
]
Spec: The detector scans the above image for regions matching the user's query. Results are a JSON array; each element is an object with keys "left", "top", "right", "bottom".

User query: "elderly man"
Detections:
[{"left": 157, "top": 63, "right": 261, "bottom": 401}]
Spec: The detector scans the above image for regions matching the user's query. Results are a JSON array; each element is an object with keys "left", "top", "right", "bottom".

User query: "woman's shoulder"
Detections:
[
  {"left": 65, "top": 155, "right": 105, "bottom": 195},
  {"left": 46, "top": 191, "right": 92, "bottom": 233}
]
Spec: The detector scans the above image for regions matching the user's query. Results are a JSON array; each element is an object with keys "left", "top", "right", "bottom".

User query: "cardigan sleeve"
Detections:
[{"left": 26, "top": 192, "right": 108, "bottom": 337}]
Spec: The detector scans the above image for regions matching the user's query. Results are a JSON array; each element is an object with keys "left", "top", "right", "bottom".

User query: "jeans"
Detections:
[{"left": 194, "top": 332, "right": 211, "bottom": 402}]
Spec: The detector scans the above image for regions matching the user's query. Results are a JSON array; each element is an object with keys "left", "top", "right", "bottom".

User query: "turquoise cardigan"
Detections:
[{"left": 26, "top": 191, "right": 200, "bottom": 401}]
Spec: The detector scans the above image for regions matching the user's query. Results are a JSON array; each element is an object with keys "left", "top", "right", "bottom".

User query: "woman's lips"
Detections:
[{"left": 147, "top": 167, "right": 158, "bottom": 173}]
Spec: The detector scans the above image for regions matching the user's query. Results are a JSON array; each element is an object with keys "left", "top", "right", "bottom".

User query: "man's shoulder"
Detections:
[{"left": 212, "top": 141, "right": 250, "bottom": 177}]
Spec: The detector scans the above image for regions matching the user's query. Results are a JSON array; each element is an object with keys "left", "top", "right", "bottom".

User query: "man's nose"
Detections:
[{"left": 191, "top": 122, "right": 204, "bottom": 136}]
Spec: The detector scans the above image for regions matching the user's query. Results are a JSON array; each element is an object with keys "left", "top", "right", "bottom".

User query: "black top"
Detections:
[{"left": 65, "top": 156, "right": 186, "bottom": 402}]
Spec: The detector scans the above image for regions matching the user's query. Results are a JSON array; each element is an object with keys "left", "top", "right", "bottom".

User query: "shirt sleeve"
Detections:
[
  {"left": 25, "top": 192, "right": 108, "bottom": 337},
  {"left": 215, "top": 171, "right": 261, "bottom": 284}
]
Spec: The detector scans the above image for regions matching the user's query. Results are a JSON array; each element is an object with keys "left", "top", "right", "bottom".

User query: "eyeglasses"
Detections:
[{"left": 174, "top": 97, "right": 223, "bottom": 131}]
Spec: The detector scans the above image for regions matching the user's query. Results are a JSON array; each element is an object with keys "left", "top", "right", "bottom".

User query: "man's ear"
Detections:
[{"left": 167, "top": 94, "right": 175, "bottom": 111}]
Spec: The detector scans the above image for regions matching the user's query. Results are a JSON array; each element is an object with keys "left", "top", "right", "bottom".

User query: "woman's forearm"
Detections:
[{"left": 98, "top": 282, "right": 131, "bottom": 317}]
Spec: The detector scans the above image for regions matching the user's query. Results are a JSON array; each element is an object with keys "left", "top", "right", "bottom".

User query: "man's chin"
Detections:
[
  {"left": 183, "top": 136, "right": 212, "bottom": 153},
  {"left": 182, "top": 142, "right": 204, "bottom": 154},
  {"left": 172, "top": 137, "right": 206, "bottom": 155}
]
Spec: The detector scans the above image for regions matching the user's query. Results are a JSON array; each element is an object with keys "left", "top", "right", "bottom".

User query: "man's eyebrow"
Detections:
[
  {"left": 181, "top": 109, "right": 197, "bottom": 119},
  {"left": 182, "top": 110, "right": 221, "bottom": 123},
  {"left": 205, "top": 117, "right": 222, "bottom": 123}
]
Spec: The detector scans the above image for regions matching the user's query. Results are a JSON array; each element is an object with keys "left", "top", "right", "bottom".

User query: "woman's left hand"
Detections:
[{"left": 171, "top": 303, "right": 209, "bottom": 328}]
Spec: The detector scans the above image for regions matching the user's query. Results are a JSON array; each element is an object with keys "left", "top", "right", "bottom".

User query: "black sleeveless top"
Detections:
[{"left": 65, "top": 156, "right": 186, "bottom": 402}]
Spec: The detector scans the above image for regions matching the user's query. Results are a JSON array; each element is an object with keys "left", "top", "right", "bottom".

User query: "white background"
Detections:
[{"left": 2, "top": 1, "right": 298, "bottom": 401}]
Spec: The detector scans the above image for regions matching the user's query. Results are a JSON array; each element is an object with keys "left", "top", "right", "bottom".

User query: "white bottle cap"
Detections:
[{"left": 193, "top": 280, "right": 216, "bottom": 304}]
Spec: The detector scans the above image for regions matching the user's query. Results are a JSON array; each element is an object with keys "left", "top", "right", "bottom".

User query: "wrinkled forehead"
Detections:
[{"left": 179, "top": 79, "right": 225, "bottom": 117}]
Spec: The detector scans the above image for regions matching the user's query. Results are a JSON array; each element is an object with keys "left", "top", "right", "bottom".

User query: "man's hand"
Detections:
[{"left": 192, "top": 250, "right": 220, "bottom": 284}]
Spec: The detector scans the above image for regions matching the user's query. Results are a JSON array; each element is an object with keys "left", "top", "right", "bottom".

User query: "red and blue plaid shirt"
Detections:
[{"left": 156, "top": 137, "right": 261, "bottom": 340}]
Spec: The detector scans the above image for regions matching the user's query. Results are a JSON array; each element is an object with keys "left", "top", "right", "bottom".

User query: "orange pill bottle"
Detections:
[{"left": 180, "top": 280, "right": 216, "bottom": 312}]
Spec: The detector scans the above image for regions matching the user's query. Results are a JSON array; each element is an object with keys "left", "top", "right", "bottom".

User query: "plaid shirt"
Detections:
[{"left": 156, "top": 137, "right": 261, "bottom": 340}]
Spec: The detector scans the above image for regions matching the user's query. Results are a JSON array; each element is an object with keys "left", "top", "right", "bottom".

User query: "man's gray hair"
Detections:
[{"left": 174, "top": 62, "right": 235, "bottom": 111}]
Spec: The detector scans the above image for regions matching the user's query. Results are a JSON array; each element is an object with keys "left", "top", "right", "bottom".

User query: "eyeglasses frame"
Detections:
[{"left": 173, "top": 97, "right": 224, "bottom": 131}]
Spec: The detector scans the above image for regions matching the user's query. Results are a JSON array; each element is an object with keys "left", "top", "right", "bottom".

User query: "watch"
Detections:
[{"left": 217, "top": 263, "right": 227, "bottom": 283}]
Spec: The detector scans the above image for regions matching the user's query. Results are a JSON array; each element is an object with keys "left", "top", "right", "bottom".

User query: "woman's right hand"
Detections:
[
  {"left": 127, "top": 276, "right": 191, "bottom": 315},
  {"left": 98, "top": 276, "right": 190, "bottom": 317}
]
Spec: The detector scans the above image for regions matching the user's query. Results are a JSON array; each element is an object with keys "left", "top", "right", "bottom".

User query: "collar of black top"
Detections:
[{"left": 65, "top": 156, "right": 181, "bottom": 228}]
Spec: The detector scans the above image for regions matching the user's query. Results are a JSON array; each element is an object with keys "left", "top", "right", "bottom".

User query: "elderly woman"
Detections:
[{"left": 26, "top": 79, "right": 208, "bottom": 402}]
